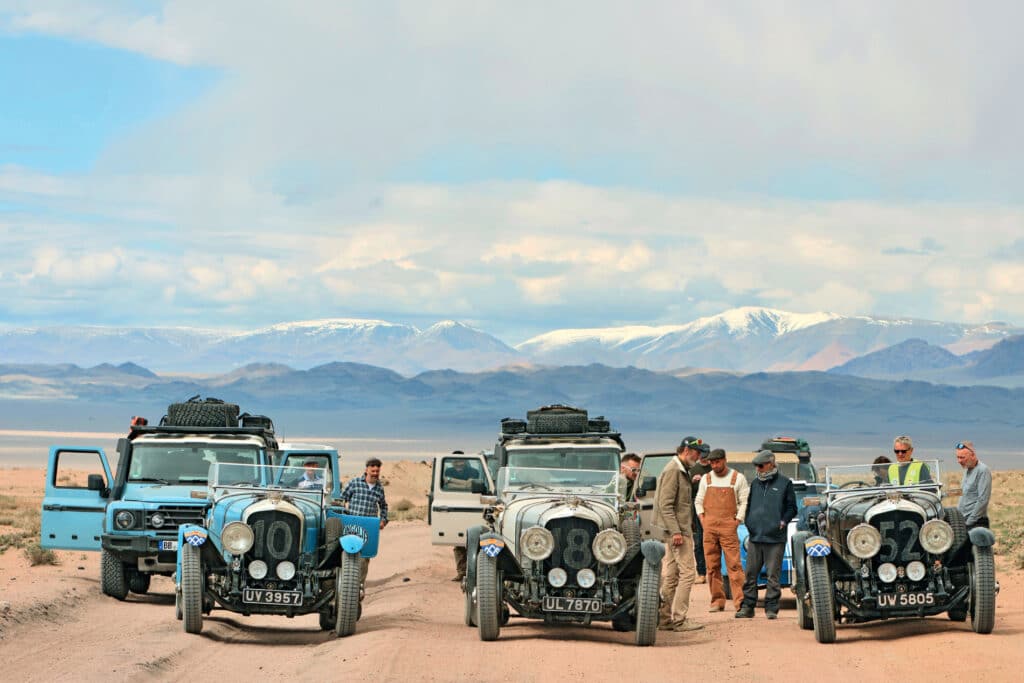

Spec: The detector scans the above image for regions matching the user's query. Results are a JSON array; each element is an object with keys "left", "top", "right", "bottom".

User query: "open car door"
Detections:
[
  {"left": 41, "top": 446, "right": 113, "bottom": 551},
  {"left": 429, "top": 453, "right": 493, "bottom": 547},
  {"left": 634, "top": 452, "right": 674, "bottom": 540}
]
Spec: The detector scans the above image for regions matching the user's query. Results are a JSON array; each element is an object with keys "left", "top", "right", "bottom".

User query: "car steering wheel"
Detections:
[{"left": 838, "top": 480, "right": 872, "bottom": 489}]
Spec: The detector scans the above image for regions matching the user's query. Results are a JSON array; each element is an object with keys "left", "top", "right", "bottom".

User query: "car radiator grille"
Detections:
[
  {"left": 871, "top": 510, "right": 926, "bottom": 565},
  {"left": 247, "top": 510, "right": 302, "bottom": 574},
  {"left": 147, "top": 505, "right": 204, "bottom": 534},
  {"left": 544, "top": 517, "right": 599, "bottom": 580}
]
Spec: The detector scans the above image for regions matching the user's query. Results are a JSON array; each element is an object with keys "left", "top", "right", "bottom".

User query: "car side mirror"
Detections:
[
  {"left": 87, "top": 474, "right": 108, "bottom": 496},
  {"left": 636, "top": 476, "right": 657, "bottom": 498},
  {"left": 479, "top": 495, "right": 498, "bottom": 505},
  {"left": 470, "top": 479, "right": 487, "bottom": 494}
]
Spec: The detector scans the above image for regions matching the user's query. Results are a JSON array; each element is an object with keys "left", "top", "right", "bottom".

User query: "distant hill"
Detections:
[{"left": 829, "top": 339, "right": 967, "bottom": 378}]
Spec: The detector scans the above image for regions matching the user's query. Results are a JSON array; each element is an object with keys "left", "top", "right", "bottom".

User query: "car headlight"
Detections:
[
  {"left": 877, "top": 562, "right": 898, "bottom": 583},
  {"left": 906, "top": 560, "right": 927, "bottom": 581},
  {"left": 248, "top": 560, "right": 268, "bottom": 579},
  {"left": 115, "top": 510, "right": 136, "bottom": 530},
  {"left": 548, "top": 567, "right": 568, "bottom": 587},
  {"left": 847, "top": 523, "right": 882, "bottom": 559},
  {"left": 149, "top": 512, "right": 165, "bottom": 529},
  {"left": 275, "top": 560, "right": 296, "bottom": 580},
  {"left": 592, "top": 529, "right": 627, "bottom": 565},
  {"left": 576, "top": 568, "right": 596, "bottom": 588},
  {"left": 520, "top": 526, "right": 555, "bottom": 561},
  {"left": 221, "top": 521, "right": 255, "bottom": 555},
  {"left": 919, "top": 519, "right": 954, "bottom": 554}
]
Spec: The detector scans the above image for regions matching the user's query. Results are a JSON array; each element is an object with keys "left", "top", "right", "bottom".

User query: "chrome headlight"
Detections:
[
  {"left": 115, "top": 510, "right": 136, "bottom": 530},
  {"left": 919, "top": 519, "right": 954, "bottom": 554},
  {"left": 275, "top": 560, "right": 296, "bottom": 580},
  {"left": 847, "top": 523, "right": 882, "bottom": 559},
  {"left": 221, "top": 521, "right": 255, "bottom": 555},
  {"left": 576, "top": 568, "right": 596, "bottom": 588},
  {"left": 592, "top": 529, "right": 627, "bottom": 565},
  {"left": 520, "top": 526, "right": 555, "bottom": 561},
  {"left": 149, "top": 512, "right": 165, "bottom": 529},
  {"left": 877, "top": 562, "right": 897, "bottom": 583},
  {"left": 548, "top": 567, "right": 568, "bottom": 587},
  {"left": 906, "top": 560, "right": 927, "bottom": 581},
  {"left": 248, "top": 560, "right": 268, "bottom": 579}
]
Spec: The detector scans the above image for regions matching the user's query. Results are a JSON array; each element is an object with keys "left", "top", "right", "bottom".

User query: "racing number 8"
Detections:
[{"left": 562, "top": 528, "right": 592, "bottom": 569}]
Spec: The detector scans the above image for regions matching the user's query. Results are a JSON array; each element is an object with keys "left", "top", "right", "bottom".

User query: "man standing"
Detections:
[
  {"left": 889, "top": 435, "right": 932, "bottom": 484},
  {"left": 695, "top": 448, "right": 749, "bottom": 613},
  {"left": 340, "top": 458, "right": 389, "bottom": 595},
  {"left": 654, "top": 438, "right": 704, "bottom": 632},
  {"left": 618, "top": 452, "right": 642, "bottom": 501},
  {"left": 444, "top": 451, "right": 478, "bottom": 581},
  {"left": 297, "top": 459, "right": 325, "bottom": 490},
  {"left": 956, "top": 441, "right": 992, "bottom": 530},
  {"left": 737, "top": 450, "right": 797, "bottom": 619},
  {"left": 688, "top": 443, "right": 712, "bottom": 583}
]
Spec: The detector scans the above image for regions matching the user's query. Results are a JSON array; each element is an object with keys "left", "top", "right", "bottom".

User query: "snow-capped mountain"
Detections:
[
  {"left": 0, "top": 319, "right": 521, "bottom": 375},
  {"left": 516, "top": 307, "right": 1021, "bottom": 373}
]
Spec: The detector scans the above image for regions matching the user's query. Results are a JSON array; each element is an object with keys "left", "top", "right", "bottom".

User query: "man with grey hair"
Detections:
[
  {"left": 889, "top": 435, "right": 932, "bottom": 484},
  {"left": 956, "top": 440, "right": 991, "bottom": 530},
  {"left": 737, "top": 450, "right": 797, "bottom": 619}
]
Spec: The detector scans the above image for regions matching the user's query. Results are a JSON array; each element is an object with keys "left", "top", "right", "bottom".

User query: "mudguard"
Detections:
[
  {"left": 803, "top": 535, "right": 831, "bottom": 557},
  {"left": 175, "top": 524, "right": 208, "bottom": 586},
  {"left": 640, "top": 539, "right": 665, "bottom": 568},
  {"left": 325, "top": 512, "right": 381, "bottom": 558},
  {"left": 479, "top": 531, "right": 521, "bottom": 575},
  {"left": 968, "top": 526, "right": 996, "bottom": 548},
  {"left": 791, "top": 531, "right": 811, "bottom": 593},
  {"left": 465, "top": 525, "right": 484, "bottom": 588}
]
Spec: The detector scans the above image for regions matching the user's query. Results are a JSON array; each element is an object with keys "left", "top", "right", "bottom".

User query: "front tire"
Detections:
[
  {"left": 335, "top": 552, "right": 361, "bottom": 637},
  {"left": 807, "top": 555, "right": 836, "bottom": 643},
  {"left": 181, "top": 543, "right": 204, "bottom": 634},
  {"left": 100, "top": 549, "right": 129, "bottom": 601},
  {"left": 634, "top": 560, "right": 660, "bottom": 646},
  {"left": 476, "top": 552, "right": 500, "bottom": 641},
  {"left": 128, "top": 571, "right": 151, "bottom": 595},
  {"left": 463, "top": 581, "right": 477, "bottom": 627},
  {"left": 970, "top": 545, "right": 996, "bottom": 634}
]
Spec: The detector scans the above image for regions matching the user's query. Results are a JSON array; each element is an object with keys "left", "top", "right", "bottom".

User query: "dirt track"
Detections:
[{"left": 1, "top": 516, "right": 1022, "bottom": 683}]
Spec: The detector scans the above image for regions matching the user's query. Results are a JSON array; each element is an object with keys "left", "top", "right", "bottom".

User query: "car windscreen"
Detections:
[
  {"left": 825, "top": 459, "right": 941, "bottom": 489},
  {"left": 128, "top": 444, "right": 261, "bottom": 484},
  {"left": 497, "top": 466, "right": 618, "bottom": 494},
  {"left": 505, "top": 448, "right": 620, "bottom": 471},
  {"left": 210, "top": 462, "right": 327, "bottom": 500}
]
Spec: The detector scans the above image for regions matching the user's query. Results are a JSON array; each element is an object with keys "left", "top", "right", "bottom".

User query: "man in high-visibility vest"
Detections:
[{"left": 889, "top": 435, "right": 932, "bottom": 484}]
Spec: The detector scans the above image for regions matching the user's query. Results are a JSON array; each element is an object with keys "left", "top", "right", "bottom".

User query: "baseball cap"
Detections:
[{"left": 679, "top": 436, "right": 703, "bottom": 451}]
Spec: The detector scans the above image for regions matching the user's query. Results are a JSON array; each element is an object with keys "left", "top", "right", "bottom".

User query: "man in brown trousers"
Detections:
[
  {"left": 654, "top": 436, "right": 705, "bottom": 632},
  {"left": 694, "top": 448, "right": 749, "bottom": 613}
]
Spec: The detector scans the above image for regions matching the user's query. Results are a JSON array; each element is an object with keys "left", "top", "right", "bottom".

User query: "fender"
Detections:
[
  {"left": 341, "top": 533, "right": 366, "bottom": 554},
  {"left": 791, "top": 531, "right": 811, "bottom": 594},
  {"left": 968, "top": 527, "right": 996, "bottom": 548},
  {"left": 465, "top": 525, "right": 484, "bottom": 588},
  {"left": 640, "top": 539, "right": 665, "bottom": 568},
  {"left": 175, "top": 524, "right": 208, "bottom": 587},
  {"left": 803, "top": 535, "right": 831, "bottom": 557},
  {"left": 479, "top": 531, "right": 522, "bottom": 575}
]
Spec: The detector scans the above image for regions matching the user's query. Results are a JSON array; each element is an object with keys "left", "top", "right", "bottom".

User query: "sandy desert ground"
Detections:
[{"left": 1, "top": 463, "right": 1022, "bottom": 682}]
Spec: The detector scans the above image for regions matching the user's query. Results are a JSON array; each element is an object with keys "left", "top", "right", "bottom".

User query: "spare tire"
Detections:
[{"left": 167, "top": 397, "right": 239, "bottom": 427}]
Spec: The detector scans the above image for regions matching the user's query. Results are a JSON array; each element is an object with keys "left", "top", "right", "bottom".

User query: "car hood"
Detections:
[
  {"left": 497, "top": 494, "right": 618, "bottom": 556},
  {"left": 121, "top": 483, "right": 208, "bottom": 505}
]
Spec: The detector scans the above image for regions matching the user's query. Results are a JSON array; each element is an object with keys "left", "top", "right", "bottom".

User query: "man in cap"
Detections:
[
  {"left": 955, "top": 440, "right": 991, "bottom": 530},
  {"left": 737, "top": 450, "right": 797, "bottom": 619},
  {"left": 695, "top": 448, "right": 749, "bottom": 613},
  {"left": 653, "top": 436, "right": 705, "bottom": 632},
  {"left": 677, "top": 439, "right": 711, "bottom": 583}
]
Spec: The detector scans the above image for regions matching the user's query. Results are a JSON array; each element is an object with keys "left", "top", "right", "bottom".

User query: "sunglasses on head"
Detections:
[
  {"left": 893, "top": 448, "right": 910, "bottom": 455},
  {"left": 955, "top": 442, "right": 974, "bottom": 453}
]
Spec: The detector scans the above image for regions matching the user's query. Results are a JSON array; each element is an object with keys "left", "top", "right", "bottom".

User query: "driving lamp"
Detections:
[
  {"left": 592, "top": 529, "right": 627, "bottom": 565},
  {"left": 847, "top": 523, "right": 882, "bottom": 559},
  {"left": 248, "top": 560, "right": 268, "bottom": 579},
  {"left": 221, "top": 521, "right": 255, "bottom": 555},
  {"left": 919, "top": 519, "right": 954, "bottom": 554},
  {"left": 906, "top": 561, "right": 927, "bottom": 581},
  {"left": 548, "top": 567, "right": 568, "bottom": 587},
  {"left": 877, "top": 562, "right": 898, "bottom": 583},
  {"left": 576, "top": 568, "right": 597, "bottom": 588},
  {"left": 275, "top": 560, "right": 296, "bottom": 581},
  {"left": 520, "top": 526, "right": 555, "bottom": 561}
]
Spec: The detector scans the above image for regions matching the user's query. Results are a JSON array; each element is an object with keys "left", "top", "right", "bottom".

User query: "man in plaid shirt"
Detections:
[{"left": 341, "top": 458, "right": 389, "bottom": 595}]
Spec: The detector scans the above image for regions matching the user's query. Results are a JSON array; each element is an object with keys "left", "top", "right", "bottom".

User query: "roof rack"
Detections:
[{"left": 128, "top": 424, "right": 278, "bottom": 446}]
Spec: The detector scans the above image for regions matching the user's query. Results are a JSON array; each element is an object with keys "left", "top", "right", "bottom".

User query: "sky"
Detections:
[{"left": 1, "top": 1, "right": 1023, "bottom": 343}]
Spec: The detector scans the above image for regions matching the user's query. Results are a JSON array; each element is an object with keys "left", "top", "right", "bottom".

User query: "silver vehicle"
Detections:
[{"left": 438, "top": 406, "right": 663, "bottom": 646}]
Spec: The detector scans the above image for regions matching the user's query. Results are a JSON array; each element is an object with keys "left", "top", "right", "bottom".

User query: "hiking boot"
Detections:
[
  {"left": 707, "top": 604, "right": 725, "bottom": 612},
  {"left": 673, "top": 620, "right": 705, "bottom": 632},
  {"left": 695, "top": 575, "right": 707, "bottom": 584},
  {"left": 657, "top": 621, "right": 675, "bottom": 631},
  {"left": 735, "top": 606, "right": 755, "bottom": 618},
  {"left": 451, "top": 575, "right": 463, "bottom": 582},
  {"left": 766, "top": 611, "right": 778, "bottom": 620}
]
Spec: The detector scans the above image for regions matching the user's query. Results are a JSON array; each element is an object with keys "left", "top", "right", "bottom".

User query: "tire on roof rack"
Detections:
[
  {"left": 501, "top": 418, "right": 527, "bottom": 435},
  {"left": 166, "top": 396, "right": 240, "bottom": 427},
  {"left": 526, "top": 405, "right": 588, "bottom": 434}
]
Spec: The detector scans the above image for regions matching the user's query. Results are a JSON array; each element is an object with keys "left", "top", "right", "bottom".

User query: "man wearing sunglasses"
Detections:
[
  {"left": 956, "top": 441, "right": 991, "bottom": 530},
  {"left": 617, "top": 452, "right": 642, "bottom": 501},
  {"left": 888, "top": 435, "right": 932, "bottom": 484}
]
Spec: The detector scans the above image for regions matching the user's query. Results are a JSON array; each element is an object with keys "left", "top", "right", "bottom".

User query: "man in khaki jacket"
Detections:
[{"left": 653, "top": 436, "right": 705, "bottom": 632}]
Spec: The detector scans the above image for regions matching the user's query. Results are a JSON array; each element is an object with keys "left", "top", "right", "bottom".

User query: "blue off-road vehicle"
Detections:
[
  {"left": 175, "top": 445, "right": 379, "bottom": 637},
  {"left": 41, "top": 398, "right": 278, "bottom": 601}
]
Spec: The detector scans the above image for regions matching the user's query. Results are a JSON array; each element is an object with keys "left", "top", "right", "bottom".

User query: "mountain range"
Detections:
[{"left": 1, "top": 307, "right": 1022, "bottom": 384}]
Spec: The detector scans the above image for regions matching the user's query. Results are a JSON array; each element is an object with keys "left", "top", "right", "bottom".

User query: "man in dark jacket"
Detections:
[{"left": 736, "top": 450, "right": 797, "bottom": 619}]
